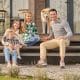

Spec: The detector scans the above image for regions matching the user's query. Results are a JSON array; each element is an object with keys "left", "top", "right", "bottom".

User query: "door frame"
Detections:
[
  {"left": 67, "top": 0, "right": 74, "bottom": 33},
  {"left": 47, "top": 0, "right": 74, "bottom": 33}
]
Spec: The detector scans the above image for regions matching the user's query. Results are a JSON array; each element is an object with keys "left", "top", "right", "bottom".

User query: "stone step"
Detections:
[
  {"left": 0, "top": 52, "right": 80, "bottom": 57},
  {"left": 0, "top": 45, "right": 80, "bottom": 52},
  {"left": 21, "top": 52, "right": 80, "bottom": 57},
  {"left": 1, "top": 54, "right": 80, "bottom": 65}
]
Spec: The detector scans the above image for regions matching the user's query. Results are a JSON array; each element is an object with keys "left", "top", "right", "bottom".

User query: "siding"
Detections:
[{"left": 12, "top": 0, "right": 29, "bottom": 17}]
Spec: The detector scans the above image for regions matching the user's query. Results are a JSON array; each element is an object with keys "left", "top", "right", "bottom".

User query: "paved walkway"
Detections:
[{"left": 1, "top": 64, "right": 80, "bottom": 80}]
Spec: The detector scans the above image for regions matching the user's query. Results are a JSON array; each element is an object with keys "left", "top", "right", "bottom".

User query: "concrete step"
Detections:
[
  {"left": 0, "top": 52, "right": 80, "bottom": 57},
  {"left": 0, "top": 39, "right": 80, "bottom": 65},
  {"left": 0, "top": 45, "right": 80, "bottom": 52},
  {"left": 0, "top": 54, "right": 80, "bottom": 65},
  {"left": 20, "top": 52, "right": 80, "bottom": 57}
]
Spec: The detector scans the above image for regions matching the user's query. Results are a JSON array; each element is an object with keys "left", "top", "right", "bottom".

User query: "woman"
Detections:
[
  {"left": 22, "top": 11, "right": 40, "bottom": 46},
  {"left": 2, "top": 20, "right": 24, "bottom": 68}
]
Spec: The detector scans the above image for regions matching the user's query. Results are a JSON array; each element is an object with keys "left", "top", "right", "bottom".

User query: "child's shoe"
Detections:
[{"left": 17, "top": 55, "right": 22, "bottom": 60}]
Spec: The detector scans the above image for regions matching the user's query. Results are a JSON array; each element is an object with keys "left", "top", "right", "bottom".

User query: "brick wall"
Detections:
[{"left": 29, "top": 0, "right": 45, "bottom": 33}]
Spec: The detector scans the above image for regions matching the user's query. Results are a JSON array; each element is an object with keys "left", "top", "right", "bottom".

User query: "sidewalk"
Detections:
[{"left": 1, "top": 64, "right": 80, "bottom": 79}]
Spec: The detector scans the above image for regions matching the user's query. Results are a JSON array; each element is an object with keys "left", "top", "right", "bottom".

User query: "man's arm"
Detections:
[
  {"left": 63, "top": 20, "right": 73, "bottom": 39},
  {"left": 42, "top": 27, "right": 53, "bottom": 41}
]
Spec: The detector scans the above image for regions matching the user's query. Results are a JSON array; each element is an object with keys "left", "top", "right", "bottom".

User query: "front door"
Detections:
[{"left": 67, "top": 0, "right": 80, "bottom": 34}]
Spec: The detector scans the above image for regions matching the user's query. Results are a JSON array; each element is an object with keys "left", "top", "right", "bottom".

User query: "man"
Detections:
[{"left": 37, "top": 9, "right": 73, "bottom": 68}]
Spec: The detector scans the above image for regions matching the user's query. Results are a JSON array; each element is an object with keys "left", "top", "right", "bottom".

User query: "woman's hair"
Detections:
[
  {"left": 24, "top": 11, "right": 32, "bottom": 24},
  {"left": 25, "top": 11, "right": 32, "bottom": 17},
  {"left": 11, "top": 19, "right": 24, "bottom": 34},
  {"left": 22, "top": 11, "right": 33, "bottom": 32},
  {"left": 11, "top": 18, "right": 20, "bottom": 28}
]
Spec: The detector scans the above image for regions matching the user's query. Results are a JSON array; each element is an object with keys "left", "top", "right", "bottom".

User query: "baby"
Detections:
[{"left": 2, "top": 30, "right": 23, "bottom": 59}]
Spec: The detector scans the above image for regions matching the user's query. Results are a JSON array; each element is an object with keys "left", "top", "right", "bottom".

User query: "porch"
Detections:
[{"left": 0, "top": 34, "right": 80, "bottom": 65}]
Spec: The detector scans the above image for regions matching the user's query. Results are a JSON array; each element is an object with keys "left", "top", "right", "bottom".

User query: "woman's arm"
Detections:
[{"left": 1, "top": 29, "right": 10, "bottom": 45}]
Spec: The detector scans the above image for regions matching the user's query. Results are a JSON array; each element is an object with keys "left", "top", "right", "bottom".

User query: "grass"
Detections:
[
  {"left": 0, "top": 75, "right": 50, "bottom": 80},
  {"left": 0, "top": 75, "right": 33, "bottom": 80},
  {"left": 0, "top": 76, "right": 19, "bottom": 80}
]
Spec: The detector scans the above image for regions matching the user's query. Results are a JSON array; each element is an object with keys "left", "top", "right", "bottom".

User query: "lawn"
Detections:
[{"left": 0, "top": 76, "right": 32, "bottom": 80}]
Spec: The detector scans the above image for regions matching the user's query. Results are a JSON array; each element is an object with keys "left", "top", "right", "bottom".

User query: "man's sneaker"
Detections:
[
  {"left": 60, "top": 61, "right": 65, "bottom": 69},
  {"left": 36, "top": 60, "right": 47, "bottom": 67}
]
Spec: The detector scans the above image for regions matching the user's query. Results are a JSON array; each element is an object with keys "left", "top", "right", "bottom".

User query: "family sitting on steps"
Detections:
[{"left": 1, "top": 8, "right": 73, "bottom": 69}]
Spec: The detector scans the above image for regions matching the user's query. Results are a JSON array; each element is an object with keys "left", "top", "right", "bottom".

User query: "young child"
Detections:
[
  {"left": 22, "top": 11, "right": 40, "bottom": 46},
  {"left": 2, "top": 29, "right": 24, "bottom": 68}
]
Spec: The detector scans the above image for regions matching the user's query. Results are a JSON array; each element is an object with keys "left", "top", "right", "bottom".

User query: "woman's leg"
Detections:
[
  {"left": 27, "top": 36, "right": 40, "bottom": 46},
  {"left": 12, "top": 50, "right": 17, "bottom": 67},
  {"left": 4, "top": 47, "right": 11, "bottom": 67}
]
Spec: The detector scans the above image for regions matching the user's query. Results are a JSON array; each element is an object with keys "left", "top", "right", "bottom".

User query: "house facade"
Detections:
[{"left": 0, "top": 0, "right": 80, "bottom": 34}]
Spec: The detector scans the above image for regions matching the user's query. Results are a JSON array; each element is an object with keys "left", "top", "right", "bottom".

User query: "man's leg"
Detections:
[
  {"left": 59, "top": 39, "right": 66, "bottom": 62},
  {"left": 59, "top": 39, "right": 69, "bottom": 68},
  {"left": 38, "top": 39, "right": 59, "bottom": 66}
]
